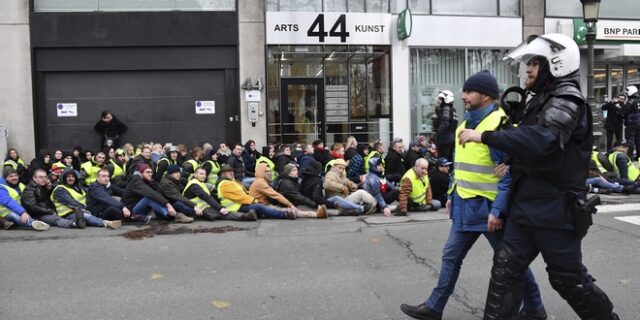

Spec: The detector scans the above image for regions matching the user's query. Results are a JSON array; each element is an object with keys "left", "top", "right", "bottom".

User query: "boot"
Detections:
[
  {"left": 2, "top": 220, "right": 15, "bottom": 230},
  {"left": 400, "top": 303, "right": 442, "bottom": 320},
  {"left": 240, "top": 210, "right": 258, "bottom": 221},
  {"left": 622, "top": 184, "right": 636, "bottom": 194},
  {"left": 316, "top": 205, "right": 327, "bottom": 219},
  {"left": 103, "top": 220, "right": 122, "bottom": 230},
  {"left": 515, "top": 307, "right": 547, "bottom": 320},
  {"left": 174, "top": 212, "right": 194, "bottom": 223},
  {"left": 74, "top": 210, "right": 86, "bottom": 229},
  {"left": 362, "top": 203, "right": 373, "bottom": 215}
]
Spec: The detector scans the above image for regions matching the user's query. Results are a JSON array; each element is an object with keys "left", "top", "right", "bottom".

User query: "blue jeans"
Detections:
[
  {"left": 326, "top": 195, "right": 363, "bottom": 212},
  {"left": 586, "top": 177, "right": 623, "bottom": 192},
  {"left": 132, "top": 197, "right": 169, "bottom": 217},
  {"left": 172, "top": 201, "right": 196, "bottom": 216},
  {"left": 425, "top": 224, "right": 543, "bottom": 313},
  {"left": 39, "top": 214, "right": 75, "bottom": 228},
  {"left": 66, "top": 212, "right": 105, "bottom": 227},
  {"left": 3, "top": 211, "right": 36, "bottom": 228},
  {"left": 240, "top": 204, "right": 285, "bottom": 219}
]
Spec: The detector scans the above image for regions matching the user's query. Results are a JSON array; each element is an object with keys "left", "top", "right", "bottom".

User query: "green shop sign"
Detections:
[
  {"left": 397, "top": 8, "right": 412, "bottom": 40},
  {"left": 573, "top": 18, "right": 639, "bottom": 45}
]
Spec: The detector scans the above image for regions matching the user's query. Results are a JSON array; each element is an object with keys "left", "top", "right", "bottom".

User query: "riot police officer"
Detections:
[
  {"left": 622, "top": 85, "right": 640, "bottom": 160},
  {"left": 459, "top": 33, "right": 619, "bottom": 320}
]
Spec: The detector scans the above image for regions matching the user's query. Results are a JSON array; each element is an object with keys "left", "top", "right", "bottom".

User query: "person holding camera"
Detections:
[{"left": 601, "top": 93, "right": 625, "bottom": 150}]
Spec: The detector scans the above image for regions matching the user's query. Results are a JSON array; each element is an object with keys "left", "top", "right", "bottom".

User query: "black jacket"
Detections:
[
  {"left": 601, "top": 100, "right": 624, "bottom": 130},
  {"left": 122, "top": 175, "right": 168, "bottom": 209},
  {"left": 429, "top": 170, "right": 450, "bottom": 205},
  {"left": 404, "top": 150, "right": 421, "bottom": 171},
  {"left": 87, "top": 181, "right": 125, "bottom": 214},
  {"left": 21, "top": 181, "right": 56, "bottom": 217},
  {"left": 433, "top": 103, "right": 457, "bottom": 145},
  {"left": 276, "top": 174, "right": 317, "bottom": 208},
  {"left": 126, "top": 156, "right": 153, "bottom": 179},
  {"left": 182, "top": 179, "right": 223, "bottom": 210},
  {"left": 241, "top": 143, "right": 260, "bottom": 178},
  {"left": 94, "top": 116, "right": 127, "bottom": 147},
  {"left": 384, "top": 149, "right": 405, "bottom": 184},
  {"left": 226, "top": 154, "right": 245, "bottom": 180},
  {"left": 157, "top": 175, "right": 197, "bottom": 208},
  {"left": 274, "top": 153, "right": 296, "bottom": 175},
  {"left": 300, "top": 160, "right": 326, "bottom": 206}
]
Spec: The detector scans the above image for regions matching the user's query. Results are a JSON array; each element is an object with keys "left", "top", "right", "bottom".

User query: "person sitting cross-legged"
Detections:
[
  {"left": 363, "top": 157, "right": 399, "bottom": 217},
  {"left": 51, "top": 170, "right": 122, "bottom": 229},
  {"left": 0, "top": 169, "right": 50, "bottom": 231}
]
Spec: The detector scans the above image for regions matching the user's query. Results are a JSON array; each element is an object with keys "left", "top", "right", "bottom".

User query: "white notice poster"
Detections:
[
  {"left": 195, "top": 101, "right": 215, "bottom": 114},
  {"left": 56, "top": 103, "right": 78, "bottom": 117}
]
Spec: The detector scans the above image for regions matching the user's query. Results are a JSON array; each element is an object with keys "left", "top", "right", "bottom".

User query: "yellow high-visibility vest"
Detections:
[
  {"left": 216, "top": 180, "right": 244, "bottom": 212},
  {"left": 3, "top": 158, "right": 25, "bottom": 170},
  {"left": 183, "top": 159, "right": 199, "bottom": 181},
  {"left": 591, "top": 151, "right": 607, "bottom": 174},
  {"left": 0, "top": 183, "right": 25, "bottom": 217},
  {"left": 80, "top": 160, "right": 101, "bottom": 185},
  {"left": 110, "top": 159, "right": 125, "bottom": 178},
  {"left": 364, "top": 151, "right": 384, "bottom": 173},
  {"left": 203, "top": 160, "right": 220, "bottom": 185},
  {"left": 183, "top": 178, "right": 211, "bottom": 209},
  {"left": 608, "top": 151, "right": 640, "bottom": 181},
  {"left": 256, "top": 157, "right": 278, "bottom": 181},
  {"left": 401, "top": 168, "right": 428, "bottom": 205},
  {"left": 453, "top": 107, "right": 506, "bottom": 201},
  {"left": 51, "top": 185, "right": 86, "bottom": 217}
]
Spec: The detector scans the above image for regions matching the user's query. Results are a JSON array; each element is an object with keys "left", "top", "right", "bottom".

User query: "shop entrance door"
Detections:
[{"left": 279, "top": 78, "right": 325, "bottom": 144}]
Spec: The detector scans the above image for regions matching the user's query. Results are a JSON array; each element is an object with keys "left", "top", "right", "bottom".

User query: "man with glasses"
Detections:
[
  {"left": 0, "top": 169, "right": 50, "bottom": 230},
  {"left": 21, "top": 169, "right": 80, "bottom": 228}
]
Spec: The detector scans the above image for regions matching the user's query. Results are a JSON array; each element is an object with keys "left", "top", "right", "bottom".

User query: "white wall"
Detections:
[{"left": 0, "top": 0, "right": 35, "bottom": 160}]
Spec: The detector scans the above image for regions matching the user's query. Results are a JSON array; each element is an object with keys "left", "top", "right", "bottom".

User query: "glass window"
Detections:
[
  {"left": 348, "top": 0, "right": 365, "bottom": 12},
  {"left": 325, "top": 0, "right": 347, "bottom": 11},
  {"left": 390, "top": 0, "right": 407, "bottom": 14},
  {"left": 366, "top": 0, "right": 389, "bottom": 13},
  {"left": 408, "top": 0, "right": 429, "bottom": 14},
  {"left": 499, "top": 0, "right": 520, "bottom": 17},
  {"left": 546, "top": 0, "right": 640, "bottom": 19},
  {"left": 432, "top": 0, "right": 496, "bottom": 16},
  {"left": 266, "top": 0, "right": 278, "bottom": 11},
  {"left": 279, "top": 0, "right": 322, "bottom": 11},
  {"left": 34, "top": 0, "right": 235, "bottom": 11},
  {"left": 34, "top": 0, "right": 99, "bottom": 12},
  {"left": 467, "top": 49, "right": 519, "bottom": 94},
  {"left": 628, "top": 66, "right": 640, "bottom": 87}
]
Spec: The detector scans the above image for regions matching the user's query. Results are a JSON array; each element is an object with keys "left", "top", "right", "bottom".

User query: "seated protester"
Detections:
[
  {"left": 292, "top": 143, "right": 304, "bottom": 162},
  {"left": 330, "top": 143, "right": 345, "bottom": 160},
  {"left": 276, "top": 163, "right": 327, "bottom": 218},
  {"left": 608, "top": 141, "right": 640, "bottom": 189},
  {"left": 181, "top": 167, "right": 257, "bottom": 221},
  {"left": 87, "top": 168, "right": 131, "bottom": 221},
  {"left": 27, "top": 149, "right": 51, "bottom": 181},
  {"left": 176, "top": 144, "right": 187, "bottom": 166},
  {"left": 404, "top": 142, "right": 422, "bottom": 171},
  {"left": 0, "top": 169, "right": 50, "bottom": 230},
  {"left": 51, "top": 151, "right": 74, "bottom": 175},
  {"left": 273, "top": 144, "right": 296, "bottom": 176},
  {"left": 109, "top": 148, "right": 128, "bottom": 187},
  {"left": 256, "top": 145, "right": 278, "bottom": 182},
  {"left": 429, "top": 157, "right": 453, "bottom": 206},
  {"left": 21, "top": 169, "right": 80, "bottom": 229},
  {"left": 201, "top": 149, "right": 222, "bottom": 187},
  {"left": 216, "top": 143, "right": 232, "bottom": 166},
  {"left": 250, "top": 163, "right": 325, "bottom": 218},
  {"left": 52, "top": 170, "right": 122, "bottom": 229},
  {"left": 122, "top": 164, "right": 193, "bottom": 224},
  {"left": 300, "top": 160, "right": 328, "bottom": 208},
  {"left": 364, "top": 142, "right": 385, "bottom": 174},
  {"left": 71, "top": 146, "right": 83, "bottom": 171},
  {"left": 312, "top": 139, "right": 333, "bottom": 168},
  {"left": 217, "top": 164, "right": 294, "bottom": 219},
  {"left": 81, "top": 152, "right": 108, "bottom": 186},
  {"left": 384, "top": 140, "right": 406, "bottom": 184},
  {"left": 363, "top": 157, "right": 399, "bottom": 217},
  {"left": 154, "top": 146, "right": 179, "bottom": 183},
  {"left": 181, "top": 147, "right": 204, "bottom": 185},
  {"left": 324, "top": 159, "right": 376, "bottom": 215},
  {"left": 296, "top": 144, "right": 315, "bottom": 174},
  {"left": 150, "top": 143, "right": 164, "bottom": 165},
  {"left": 398, "top": 158, "right": 441, "bottom": 216},
  {"left": 228, "top": 143, "right": 254, "bottom": 187},
  {"left": 425, "top": 143, "right": 439, "bottom": 172},
  {"left": 242, "top": 140, "right": 260, "bottom": 179},
  {"left": 126, "top": 146, "right": 153, "bottom": 179},
  {"left": 345, "top": 145, "right": 365, "bottom": 184},
  {"left": 4, "top": 148, "right": 29, "bottom": 184}
]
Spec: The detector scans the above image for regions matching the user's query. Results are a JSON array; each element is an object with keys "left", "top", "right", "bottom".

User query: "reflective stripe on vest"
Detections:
[
  {"left": 110, "top": 159, "right": 125, "bottom": 178},
  {"left": 3, "top": 159, "right": 18, "bottom": 170},
  {"left": 453, "top": 107, "right": 505, "bottom": 201},
  {"left": 591, "top": 152, "right": 607, "bottom": 174},
  {"left": 256, "top": 157, "right": 278, "bottom": 181},
  {"left": 0, "top": 183, "right": 25, "bottom": 218},
  {"left": 216, "top": 180, "right": 243, "bottom": 212},
  {"left": 185, "top": 159, "right": 199, "bottom": 181},
  {"left": 401, "top": 168, "right": 428, "bottom": 205},
  {"left": 80, "top": 161, "right": 101, "bottom": 185},
  {"left": 51, "top": 185, "right": 86, "bottom": 217},
  {"left": 183, "top": 178, "right": 211, "bottom": 210},
  {"left": 204, "top": 160, "right": 220, "bottom": 185},
  {"left": 608, "top": 151, "right": 640, "bottom": 181},
  {"left": 156, "top": 158, "right": 175, "bottom": 177}
]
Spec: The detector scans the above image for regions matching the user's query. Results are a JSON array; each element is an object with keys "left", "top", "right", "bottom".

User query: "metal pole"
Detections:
[{"left": 586, "top": 22, "right": 598, "bottom": 143}]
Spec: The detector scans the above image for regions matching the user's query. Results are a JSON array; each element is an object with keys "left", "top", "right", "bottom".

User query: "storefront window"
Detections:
[
  {"left": 34, "top": 0, "right": 236, "bottom": 11},
  {"left": 408, "top": 0, "right": 429, "bottom": 14},
  {"left": 546, "top": 0, "right": 639, "bottom": 19},
  {"left": 279, "top": 0, "right": 322, "bottom": 11},
  {"left": 432, "top": 0, "right": 497, "bottom": 16},
  {"left": 266, "top": 0, "right": 390, "bottom": 12},
  {"left": 410, "top": 48, "right": 518, "bottom": 139},
  {"left": 499, "top": 0, "right": 520, "bottom": 17},
  {"left": 325, "top": 0, "right": 347, "bottom": 11},
  {"left": 629, "top": 66, "right": 640, "bottom": 87}
]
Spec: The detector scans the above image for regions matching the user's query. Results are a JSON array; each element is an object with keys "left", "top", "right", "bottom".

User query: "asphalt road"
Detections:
[{"left": 1, "top": 205, "right": 639, "bottom": 320}]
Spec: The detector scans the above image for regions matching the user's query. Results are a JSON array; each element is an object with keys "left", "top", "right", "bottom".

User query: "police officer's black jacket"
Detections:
[{"left": 481, "top": 76, "right": 591, "bottom": 230}]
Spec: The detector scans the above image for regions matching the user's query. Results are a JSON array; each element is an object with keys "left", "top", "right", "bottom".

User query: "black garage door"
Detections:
[{"left": 42, "top": 69, "right": 236, "bottom": 150}]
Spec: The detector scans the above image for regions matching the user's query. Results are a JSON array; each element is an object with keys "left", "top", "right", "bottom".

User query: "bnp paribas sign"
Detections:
[{"left": 574, "top": 18, "right": 640, "bottom": 45}]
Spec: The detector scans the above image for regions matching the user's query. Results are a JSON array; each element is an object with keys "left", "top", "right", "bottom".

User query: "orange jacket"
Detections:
[{"left": 248, "top": 163, "right": 293, "bottom": 207}]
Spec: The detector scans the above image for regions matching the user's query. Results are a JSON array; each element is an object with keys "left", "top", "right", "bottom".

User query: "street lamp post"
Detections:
[{"left": 581, "top": 0, "right": 601, "bottom": 142}]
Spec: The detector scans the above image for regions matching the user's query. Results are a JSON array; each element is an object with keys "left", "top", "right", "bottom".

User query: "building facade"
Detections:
[{"left": 1, "top": 0, "right": 638, "bottom": 160}]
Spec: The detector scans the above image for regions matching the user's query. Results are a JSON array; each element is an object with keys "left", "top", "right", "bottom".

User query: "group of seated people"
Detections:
[
  {"left": 1, "top": 136, "right": 453, "bottom": 231},
  {"left": 588, "top": 140, "right": 640, "bottom": 194}
]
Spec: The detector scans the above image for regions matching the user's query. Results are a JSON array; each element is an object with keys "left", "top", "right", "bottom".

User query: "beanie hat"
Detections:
[
  {"left": 137, "top": 163, "right": 151, "bottom": 175},
  {"left": 3, "top": 168, "right": 17, "bottom": 179},
  {"left": 463, "top": 70, "right": 499, "bottom": 99},
  {"left": 166, "top": 164, "right": 181, "bottom": 175},
  {"left": 283, "top": 163, "right": 297, "bottom": 176}
]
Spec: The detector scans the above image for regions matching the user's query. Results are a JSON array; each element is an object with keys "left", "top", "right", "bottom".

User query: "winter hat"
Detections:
[
  {"left": 166, "top": 164, "right": 181, "bottom": 175},
  {"left": 463, "top": 70, "right": 499, "bottom": 99},
  {"left": 436, "top": 157, "right": 453, "bottom": 166},
  {"left": 137, "top": 163, "right": 151, "bottom": 175},
  {"left": 220, "top": 164, "right": 235, "bottom": 173},
  {"left": 3, "top": 168, "right": 17, "bottom": 179},
  {"left": 283, "top": 163, "right": 297, "bottom": 176}
]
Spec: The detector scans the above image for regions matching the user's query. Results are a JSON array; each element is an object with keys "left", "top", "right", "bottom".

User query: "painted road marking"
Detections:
[
  {"left": 597, "top": 204, "right": 640, "bottom": 213},
  {"left": 614, "top": 215, "right": 640, "bottom": 225}
]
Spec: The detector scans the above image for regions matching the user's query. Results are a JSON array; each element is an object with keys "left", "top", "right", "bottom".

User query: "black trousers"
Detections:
[
  {"left": 96, "top": 206, "right": 124, "bottom": 220},
  {"left": 606, "top": 128, "right": 623, "bottom": 151},
  {"left": 625, "top": 126, "right": 640, "bottom": 159}
]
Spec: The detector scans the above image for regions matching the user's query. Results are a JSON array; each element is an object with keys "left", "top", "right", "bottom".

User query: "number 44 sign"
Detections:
[{"left": 266, "top": 12, "right": 392, "bottom": 45}]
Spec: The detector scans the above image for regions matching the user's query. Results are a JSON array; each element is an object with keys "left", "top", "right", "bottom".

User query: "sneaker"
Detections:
[
  {"left": 316, "top": 205, "right": 327, "bottom": 219},
  {"left": 104, "top": 220, "right": 122, "bottom": 230},
  {"left": 74, "top": 211, "right": 86, "bottom": 229},
  {"left": 241, "top": 209, "right": 258, "bottom": 221},
  {"left": 284, "top": 209, "right": 296, "bottom": 219},
  {"left": 142, "top": 215, "right": 152, "bottom": 224},
  {"left": 174, "top": 212, "right": 194, "bottom": 223},
  {"left": 31, "top": 220, "right": 50, "bottom": 231},
  {"left": 387, "top": 204, "right": 398, "bottom": 213}
]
